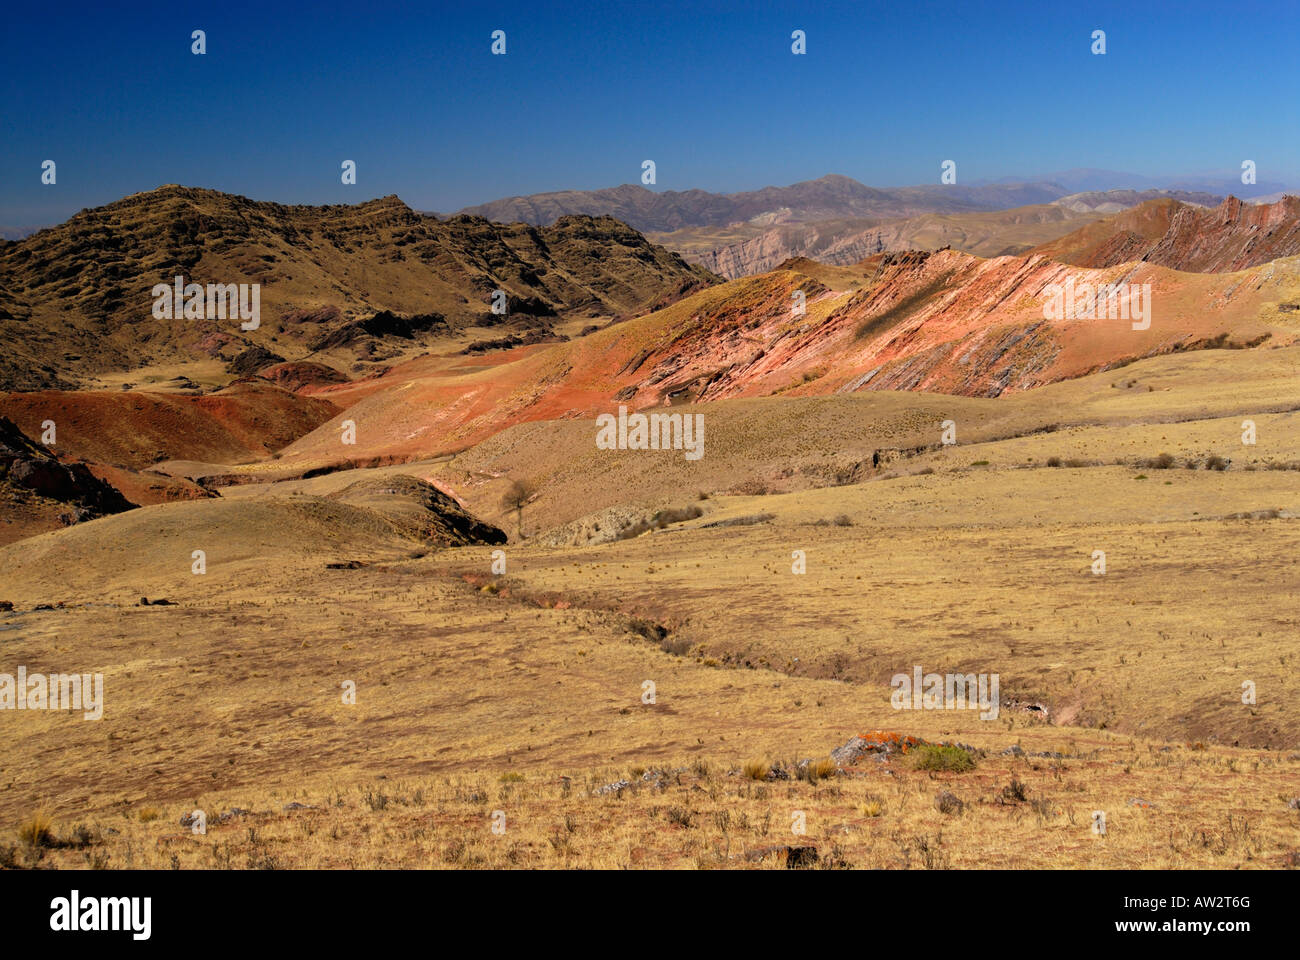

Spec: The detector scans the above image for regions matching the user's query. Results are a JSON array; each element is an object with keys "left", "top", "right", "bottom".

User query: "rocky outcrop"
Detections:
[{"left": 0, "top": 417, "right": 136, "bottom": 520}]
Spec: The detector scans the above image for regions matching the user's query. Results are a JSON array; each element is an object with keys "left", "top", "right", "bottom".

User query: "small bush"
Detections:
[
  {"left": 910, "top": 745, "right": 976, "bottom": 773},
  {"left": 660, "top": 635, "right": 693, "bottom": 657},
  {"left": 616, "top": 505, "right": 703, "bottom": 540},
  {"left": 1206, "top": 455, "right": 1228, "bottom": 471},
  {"left": 138, "top": 808, "right": 160, "bottom": 823},
  {"left": 832, "top": 514, "right": 853, "bottom": 527},
  {"left": 742, "top": 760, "right": 770, "bottom": 781},
  {"left": 665, "top": 806, "right": 694, "bottom": 828},
  {"left": 1046, "top": 456, "right": 1062, "bottom": 467}
]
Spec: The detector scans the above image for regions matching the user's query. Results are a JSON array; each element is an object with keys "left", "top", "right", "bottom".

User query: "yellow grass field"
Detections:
[{"left": 1, "top": 345, "right": 1298, "bottom": 869}]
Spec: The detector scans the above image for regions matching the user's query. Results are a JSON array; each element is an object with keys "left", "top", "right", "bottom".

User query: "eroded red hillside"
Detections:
[
  {"left": 261, "top": 247, "right": 1298, "bottom": 468},
  {"left": 1032, "top": 196, "right": 1300, "bottom": 272}
]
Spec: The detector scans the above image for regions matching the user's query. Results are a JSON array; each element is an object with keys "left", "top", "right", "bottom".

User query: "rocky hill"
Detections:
[
  {"left": 0, "top": 186, "right": 715, "bottom": 390},
  {"left": 1031, "top": 196, "right": 1300, "bottom": 272}
]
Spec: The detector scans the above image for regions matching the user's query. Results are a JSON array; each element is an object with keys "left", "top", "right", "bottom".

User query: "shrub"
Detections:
[
  {"left": 1206, "top": 455, "right": 1228, "bottom": 471},
  {"left": 616, "top": 505, "right": 703, "bottom": 540},
  {"left": 742, "top": 760, "right": 770, "bottom": 781},
  {"left": 910, "top": 745, "right": 976, "bottom": 773},
  {"left": 660, "top": 635, "right": 693, "bottom": 657},
  {"left": 1046, "top": 456, "right": 1062, "bottom": 467},
  {"left": 665, "top": 806, "right": 694, "bottom": 828}
]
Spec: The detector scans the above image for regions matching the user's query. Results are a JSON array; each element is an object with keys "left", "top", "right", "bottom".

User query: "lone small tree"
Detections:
[{"left": 500, "top": 479, "right": 536, "bottom": 539}]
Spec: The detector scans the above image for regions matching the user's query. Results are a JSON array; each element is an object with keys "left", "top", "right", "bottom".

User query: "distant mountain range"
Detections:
[
  {"left": 657, "top": 189, "right": 1232, "bottom": 280},
  {"left": 972, "top": 167, "right": 1290, "bottom": 198},
  {"left": 451, "top": 172, "right": 1289, "bottom": 234},
  {"left": 451, "top": 175, "right": 1073, "bottom": 232}
]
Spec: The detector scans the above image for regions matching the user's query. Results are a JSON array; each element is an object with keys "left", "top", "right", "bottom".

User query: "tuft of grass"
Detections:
[
  {"left": 910, "top": 745, "right": 977, "bottom": 773},
  {"left": 138, "top": 807, "right": 160, "bottom": 823},
  {"left": 1046, "top": 456, "right": 1062, "bottom": 467},
  {"left": 19, "top": 810, "right": 54, "bottom": 847},
  {"left": 800, "top": 756, "right": 838, "bottom": 782},
  {"left": 742, "top": 760, "right": 770, "bottom": 781}
]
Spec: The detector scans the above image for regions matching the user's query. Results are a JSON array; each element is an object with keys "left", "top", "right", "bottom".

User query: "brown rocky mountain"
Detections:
[
  {"left": 1030, "top": 195, "right": 1300, "bottom": 272},
  {"left": 0, "top": 186, "right": 715, "bottom": 390},
  {"left": 454, "top": 174, "right": 1071, "bottom": 232}
]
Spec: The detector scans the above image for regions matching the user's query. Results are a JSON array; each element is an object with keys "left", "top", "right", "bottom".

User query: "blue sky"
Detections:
[{"left": 2, "top": 0, "right": 1296, "bottom": 225}]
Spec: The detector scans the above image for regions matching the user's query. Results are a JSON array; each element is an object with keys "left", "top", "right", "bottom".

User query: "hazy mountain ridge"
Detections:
[
  {"left": 680, "top": 191, "right": 1229, "bottom": 280},
  {"left": 455, "top": 174, "right": 1073, "bottom": 232}
]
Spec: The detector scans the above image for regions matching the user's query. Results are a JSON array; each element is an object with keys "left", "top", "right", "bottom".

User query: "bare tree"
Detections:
[{"left": 500, "top": 479, "right": 536, "bottom": 539}]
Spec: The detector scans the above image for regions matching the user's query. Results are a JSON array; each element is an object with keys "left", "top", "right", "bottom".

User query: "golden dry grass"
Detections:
[{"left": 1, "top": 344, "right": 1298, "bottom": 869}]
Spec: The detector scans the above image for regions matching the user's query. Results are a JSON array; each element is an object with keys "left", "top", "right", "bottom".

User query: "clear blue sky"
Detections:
[{"left": 2, "top": 0, "right": 1296, "bottom": 225}]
